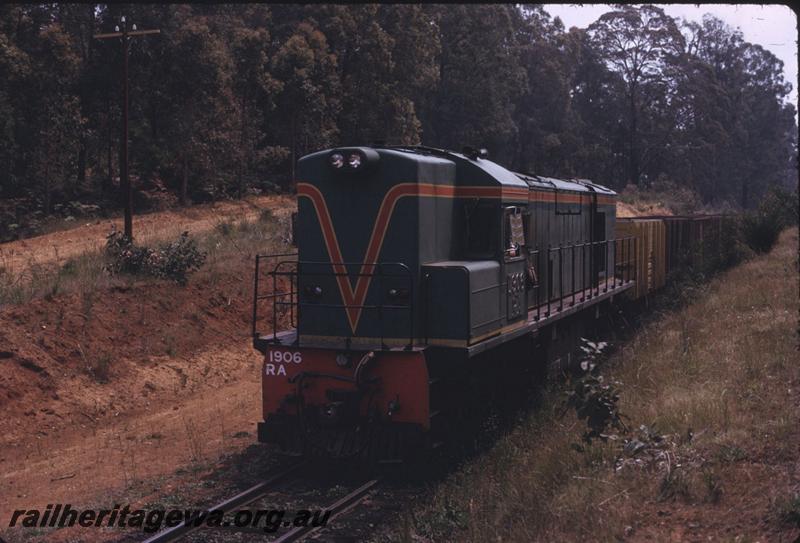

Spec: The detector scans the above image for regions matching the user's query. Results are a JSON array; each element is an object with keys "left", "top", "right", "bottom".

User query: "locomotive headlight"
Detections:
[
  {"left": 329, "top": 153, "right": 345, "bottom": 169},
  {"left": 347, "top": 153, "right": 362, "bottom": 169},
  {"left": 335, "top": 353, "right": 350, "bottom": 367},
  {"left": 328, "top": 147, "right": 378, "bottom": 174}
]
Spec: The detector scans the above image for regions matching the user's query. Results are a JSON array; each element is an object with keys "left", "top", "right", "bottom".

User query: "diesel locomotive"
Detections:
[{"left": 251, "top": 145, "right": 663, "bottom": 459}]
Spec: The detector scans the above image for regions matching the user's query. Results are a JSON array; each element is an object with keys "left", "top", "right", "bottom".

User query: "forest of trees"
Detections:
[{"left": 0, "top": 4, "right": 796, "bottom": 236}]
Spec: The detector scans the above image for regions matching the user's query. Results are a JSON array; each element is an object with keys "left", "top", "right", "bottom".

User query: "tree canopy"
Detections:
[{"left": 0, "top": 4, "right": 795, "bottom": 238}]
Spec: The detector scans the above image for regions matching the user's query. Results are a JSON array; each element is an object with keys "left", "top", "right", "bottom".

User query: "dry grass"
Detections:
[
  {"left": 0, "top": 207, "right": 290, "bottom": 307},
  {"left": 196, "top": 207, "right": 291, "bottom": 281},
  {"left": 0, "top": 249, "right": 110, "bottom": 306},
  {"left": 390, "top": 227, "right": 798, "bottom": 542}
]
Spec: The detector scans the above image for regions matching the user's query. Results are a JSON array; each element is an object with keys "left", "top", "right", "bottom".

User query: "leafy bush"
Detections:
[
  {"left": 761, "top": 185, "right": 799, "bottom": 227},
  {"left": 564, "top": 339, "right": 628, "bottom": 445},
  {"left": 105, "top": 229, "right": 154, "bottom": 274},
  {"left": 741, "top": 208, "right": 784, "bottom": 254},
  {"left": 716, "top": 216, "right": 747, "bottom": 269},
  {"left": 105, "top": 229, "right": 206, "bottom": 285},
  {"left": 741, "top": 185, "right": 797, "bottom": 254},
  {"left": 698, "top": 216, "right": 748, "bottom": 275},
  {"left": 151, "top": 232, "right": 207, "bottom": 284}
]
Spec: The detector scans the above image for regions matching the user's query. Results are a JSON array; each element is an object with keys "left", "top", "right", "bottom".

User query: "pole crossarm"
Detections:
[
  {"left": 94, "top": 29, "right": 161, "bottom": 39},
  {"left": 93, "top": 32, "right": 123, "bottom": 39},
  {"left": 128, "top": 29, "right": 161, "bottom": 37}
]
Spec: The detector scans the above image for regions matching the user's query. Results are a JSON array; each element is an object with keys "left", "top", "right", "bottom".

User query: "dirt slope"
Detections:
[
  {"left": 0, "top": 195, "right": 293, "bottom": 274},
  {"left": 617, "top": 200, "right": 674, "bottom": 217},
  {"left": 0, "top": 266, "right": 273, "bottom": 520},
  {"left": 0, "top": 196, "right": 296, "bottom": 533}
]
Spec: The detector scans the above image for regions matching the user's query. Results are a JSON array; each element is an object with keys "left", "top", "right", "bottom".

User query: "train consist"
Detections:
[{"left": 252, "top": 146, "right": 729, "bottom": 460}]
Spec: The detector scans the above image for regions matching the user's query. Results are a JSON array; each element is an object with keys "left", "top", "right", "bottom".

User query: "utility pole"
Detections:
[{"left": 94, "top": 15, "right": 159, "bottom": 241}]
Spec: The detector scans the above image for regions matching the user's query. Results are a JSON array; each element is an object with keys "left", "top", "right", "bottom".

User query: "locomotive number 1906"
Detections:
[
  {"left": 268, "top": 351, "right": 302, "bottom": 364},
  {"left": 265, "top": 350, "right": 302, "bottom": 377}
]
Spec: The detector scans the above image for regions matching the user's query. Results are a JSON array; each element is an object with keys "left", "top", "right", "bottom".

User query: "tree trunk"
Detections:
[
  {"left": 106, "top": 136, "right": 113, "bottom": 192},
  {"left": 180, "top": 154, "right": 188, "bottom": 206},
  {"left": 741, "top": 178, "right": 749, "bottom": 209},
  {"left": 290, "top": 113, "right": 297, "bottom": 188},
  {"left": 151, "top": 102, "right": 158, "bottom": 139},
  {"left": 629, "top": 87, "right": 639, "bottom": 186},
  {"left": 238, "top": 94, "right": 246, "bottom": 199},
  {"left": 105, "top": 98, "right": 114, "bottom": 192},
  {"left": 44, "top": 160, "right": 52, "bottom": 215},
  {"left": 77, "top": 135, "right": 87, "bottom": 187}
]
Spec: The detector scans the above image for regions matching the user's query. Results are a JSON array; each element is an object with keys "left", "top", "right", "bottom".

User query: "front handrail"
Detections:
[
  {"left": 252, "top": 253, "right": 297, "bottom": 339},
  {"left": 253, "top": 257, "right": 415, "bottom": 350}
]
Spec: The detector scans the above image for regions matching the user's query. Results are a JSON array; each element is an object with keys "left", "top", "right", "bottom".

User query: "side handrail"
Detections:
[{"left": 537, "top": 236, "right": 635, "bottom": 316}]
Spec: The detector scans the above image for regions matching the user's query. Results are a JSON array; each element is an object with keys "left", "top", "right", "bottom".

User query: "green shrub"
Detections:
[
  {"left": 741, "top": 209, "right": 783, "bottom": 254},
  {"left": 741, "top": 186, "right": 797, "bottom": 254},
  {"left": 565, "top": 339, "right": 628, "bottom": 445},
  {"left": 761, "top": 185, "right": 798, "bottom": 227},
  {"left": 105, "top": 229, "right": 154, "bottom": 274},
  {"left": 701, "top": 216, "right": 748, "bottom": 274},
  {"left": 105, "top": 229, "right": 206, "bottom": 285},
  {"left": 151, "top": 232, "right": 206, "bottom": 285}
]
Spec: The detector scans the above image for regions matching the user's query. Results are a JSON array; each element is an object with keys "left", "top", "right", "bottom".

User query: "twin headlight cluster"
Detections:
[
  {"left": 328, "top": 147, "right": 379, "bottom": 173},
  {"left": 329, "top": 152, "right": 362, "bottom": 170}
]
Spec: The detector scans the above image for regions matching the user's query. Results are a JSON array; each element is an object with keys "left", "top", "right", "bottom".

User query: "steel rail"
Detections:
[
  {"left": 141, "top": 462, "right": 306, "bottom": 543},
  {"left": 271, "top": 478, "right": 380, "bottom": 543}
]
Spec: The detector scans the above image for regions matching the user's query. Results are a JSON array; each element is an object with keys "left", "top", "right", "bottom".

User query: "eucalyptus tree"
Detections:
[
  {"left": 427, "top": 4, "right": 526, "bottom": 164},
  {"left": 271, "top": 20, "right": 340, "bottom": 183},
  {"left": 226, "top": 7, "right": 281, "bottom": 196},
  {"left": 675, "top": 15, "right": 795, "bottom": 206},
  {"left": 561, "top": 26, "right": 628, "bottom": 188},
  {"left": 588, "top": 4, "right": 684, "bottom": 186},
  {"left": 158, "top": 6, "right": 235, "bottom": 204}
]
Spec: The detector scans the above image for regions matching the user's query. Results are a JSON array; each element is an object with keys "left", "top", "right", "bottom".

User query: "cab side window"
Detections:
[
  {"left": 505, "top": 206, "right": 526, "bottom": 258},
  {"left": 462, "top": 201, "right": 499, "bottom": 259}
]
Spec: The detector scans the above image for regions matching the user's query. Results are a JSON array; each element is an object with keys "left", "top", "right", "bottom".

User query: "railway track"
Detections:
[
  {"left": 271, "top": 479, "right": 380, "bottom": 543},
  {"left": 142, "top": 462, "right": 379, "bottom": 543}
]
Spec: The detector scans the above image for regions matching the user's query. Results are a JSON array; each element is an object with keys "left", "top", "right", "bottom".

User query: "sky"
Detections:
[{"left": 544, "top": 4, "right": 798, "bottom": 111}]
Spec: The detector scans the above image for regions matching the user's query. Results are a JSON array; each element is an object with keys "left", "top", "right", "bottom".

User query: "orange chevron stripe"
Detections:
[{"left": 297, "top": 182, "right": 614, "bottom": 333}]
